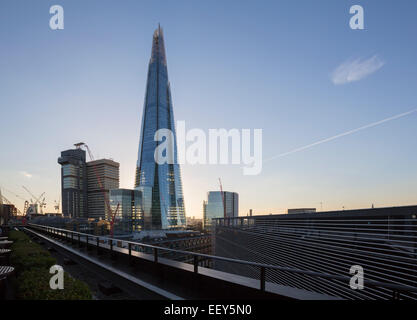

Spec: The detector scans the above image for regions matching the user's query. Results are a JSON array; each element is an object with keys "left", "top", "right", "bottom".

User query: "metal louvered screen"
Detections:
[{"left": 213, "top": 209, "right": 417, "bottom": 300}]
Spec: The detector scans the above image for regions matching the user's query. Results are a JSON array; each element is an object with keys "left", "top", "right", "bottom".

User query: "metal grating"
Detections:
[{"left": 213, "top": 213, "right": 417, "bottom": 300}]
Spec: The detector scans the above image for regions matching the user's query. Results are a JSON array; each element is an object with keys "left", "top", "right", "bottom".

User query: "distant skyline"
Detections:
[{"left": 1, "top": 0, "right": 416, "bottom": 218}]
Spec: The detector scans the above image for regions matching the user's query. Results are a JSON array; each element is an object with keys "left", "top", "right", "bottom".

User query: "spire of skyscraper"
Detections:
[{"left": 150, "top": 24, "right": 166, "bottom": 66}]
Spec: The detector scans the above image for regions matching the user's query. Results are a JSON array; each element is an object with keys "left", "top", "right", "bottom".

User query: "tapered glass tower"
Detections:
[{"left": 135, "top": 26, "right": 186, "bottom": 230}]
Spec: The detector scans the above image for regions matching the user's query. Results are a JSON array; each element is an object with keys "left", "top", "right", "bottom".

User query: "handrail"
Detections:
[{"left": 26, "top": 223, "right": 417, "bottom": 295}]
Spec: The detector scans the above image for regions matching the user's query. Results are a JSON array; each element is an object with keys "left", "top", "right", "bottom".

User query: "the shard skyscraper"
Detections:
[{"left": 135, "top": 26, "right": 186, "bottom": 230}]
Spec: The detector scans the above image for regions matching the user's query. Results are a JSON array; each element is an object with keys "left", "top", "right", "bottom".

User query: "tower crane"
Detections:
[
  {"left": 54, "top": 195, "right": 61, "bottom": 213},
  {"left": 22, "top": 186, "right": 37, "bottom": 202},
  {"left": 39, "top": 197, "right": 46, "bottom": 214},
  {"left": 23, "top": 200, "right": 29, "bottom": 215},
  {"left": 22, "top": 186, "right": 46, "bottom": 214},
  {"left": 218, "top": 178, "right": 226, "bottom": 218},
  {"left": 1, "top": 187, "right": 29, "bottom": 215},
  {"left": 75, "top": 142, "right": 120, "bottom": 237},
  {"left": 2, "top": 187, "right": 28, "bottom": 202}
]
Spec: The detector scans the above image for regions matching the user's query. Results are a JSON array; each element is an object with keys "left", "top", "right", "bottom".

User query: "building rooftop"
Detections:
[{"left": 86, "top": 159, "right": 119, "bottom": 167}]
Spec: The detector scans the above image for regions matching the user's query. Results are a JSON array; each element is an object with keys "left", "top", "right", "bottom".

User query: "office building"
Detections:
[
  {"left": 203, "top": 191, "right": 238, "bottom": 230},
  {"left": 58, "top": 147, "right": 120, "bottom": 220},
  {"left": 134, "top": 25, "right": 186, "bottom": 230},
  {"left": 58, "top": 148, "right": 88, "bottom": 218},
  {"left": 109, "top": 188, "right": 143, "bottom": 235},
  {"left": 87, "top": 159, "right": 119, "bottom": 220}
]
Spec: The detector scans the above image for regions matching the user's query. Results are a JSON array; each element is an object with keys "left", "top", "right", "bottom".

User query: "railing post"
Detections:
[
  {"left": 96, "top": 237, "right": 100, "bottom": 255},
  {"left": 260, "top": 266, "right": 266, "bottom": 291},
  {"left": 154, "top": 248, "right": 158, "bottom": 263},
  {"left": 71, "top": 232, "right": 74, "bottom": 244},
  {"left": 194, "top": 255, "right": 198, "bottom": 273},
  {"left": 78, "top": 234, "right": 81, "bottom": 247},
  {"left": 110, "top": 239, "right": 117, "bottom": 260},
  {"left": 86, "top": 235, "right": 89, "bottom": 250},
  {"left": 127, "top": 242, "right": 132, "bottom": 264}
]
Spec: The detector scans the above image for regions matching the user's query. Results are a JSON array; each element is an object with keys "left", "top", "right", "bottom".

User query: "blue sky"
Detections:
[{"left": 0, "top": 0, "right": 416, "bottom": 217}]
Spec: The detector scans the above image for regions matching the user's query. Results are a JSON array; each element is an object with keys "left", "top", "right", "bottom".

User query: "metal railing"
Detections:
[{"left": 26, "top": 223, "right": 417, "bottom": 300}]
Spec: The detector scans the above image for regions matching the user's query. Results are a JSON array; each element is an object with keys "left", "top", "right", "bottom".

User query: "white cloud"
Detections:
[
  {"left": 20, "top": 171, "right": 33, "bottom": 178},
  {"left": 331, "top": 55, "right": 385, "bottom": 85}
]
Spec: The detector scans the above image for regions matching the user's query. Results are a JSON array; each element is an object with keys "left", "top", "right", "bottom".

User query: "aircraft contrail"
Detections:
[{"left": 264, "top": 108, "right": 417, "bottom": 163}]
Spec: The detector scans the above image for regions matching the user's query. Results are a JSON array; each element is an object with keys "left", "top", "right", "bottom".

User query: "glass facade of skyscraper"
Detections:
[
  {"left": 203, "top": 191, "right": 239, "bottom": 230},
  {"left": 134, "top": 26, "right": 186, "bottom": 230},
  {"left": 110, "top": 188, "right": 143, "bottom": 235}
]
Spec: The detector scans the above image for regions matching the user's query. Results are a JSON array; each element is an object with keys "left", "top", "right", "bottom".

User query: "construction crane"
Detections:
[
  {"left": 23, "top": 200, "right": 29, "bottom": 215},
  {"left": 39, "top": 196, "right": 46, "bottom": 214},
  {"left": 54, "top": 195, "right": 61, "bottom": 213},
  {"left": 2, "top": 187, "right": 28, "bottom": 203},
  {"left": 22, "top": 186, "right": 46, "bottom": 214},
  {"left": 1, "top": 187, "right": 29, "bottom": 215},
  {"left": 22, "top": 186, "right": 37, "bottom": 203},
  {"left": 218, "top": 178, "right": 226, "bottom": 218},
  {"left": 34, "top": 192, "right": 45, "bottom": 208},
  {"left": 75, "top": 142, "right": 120, "bottom": 237}
]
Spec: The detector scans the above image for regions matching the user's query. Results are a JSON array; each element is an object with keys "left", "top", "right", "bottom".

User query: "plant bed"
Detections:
[
  {"left": 8, "top": 230, "right": 92, "bottom": 300},
  {"left": 16, "top": 268, "right": 91, "bottom": 300}
]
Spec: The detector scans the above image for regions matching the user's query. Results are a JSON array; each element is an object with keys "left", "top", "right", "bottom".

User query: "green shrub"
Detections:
[
  {"left": 17, "top": 268, "right": 92, "bottom": 300},
  {"left": 8, "top": 230, "right": 31, "bottom": 243},
  {"left": 11, "top": 251, "right": 56, "bottom": 275},
  {"left": 10, "top": 232, "right": 56, "bottom": 275},
  {"left": 9, "top": 231, "right": 92, "bottom": 300}
]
